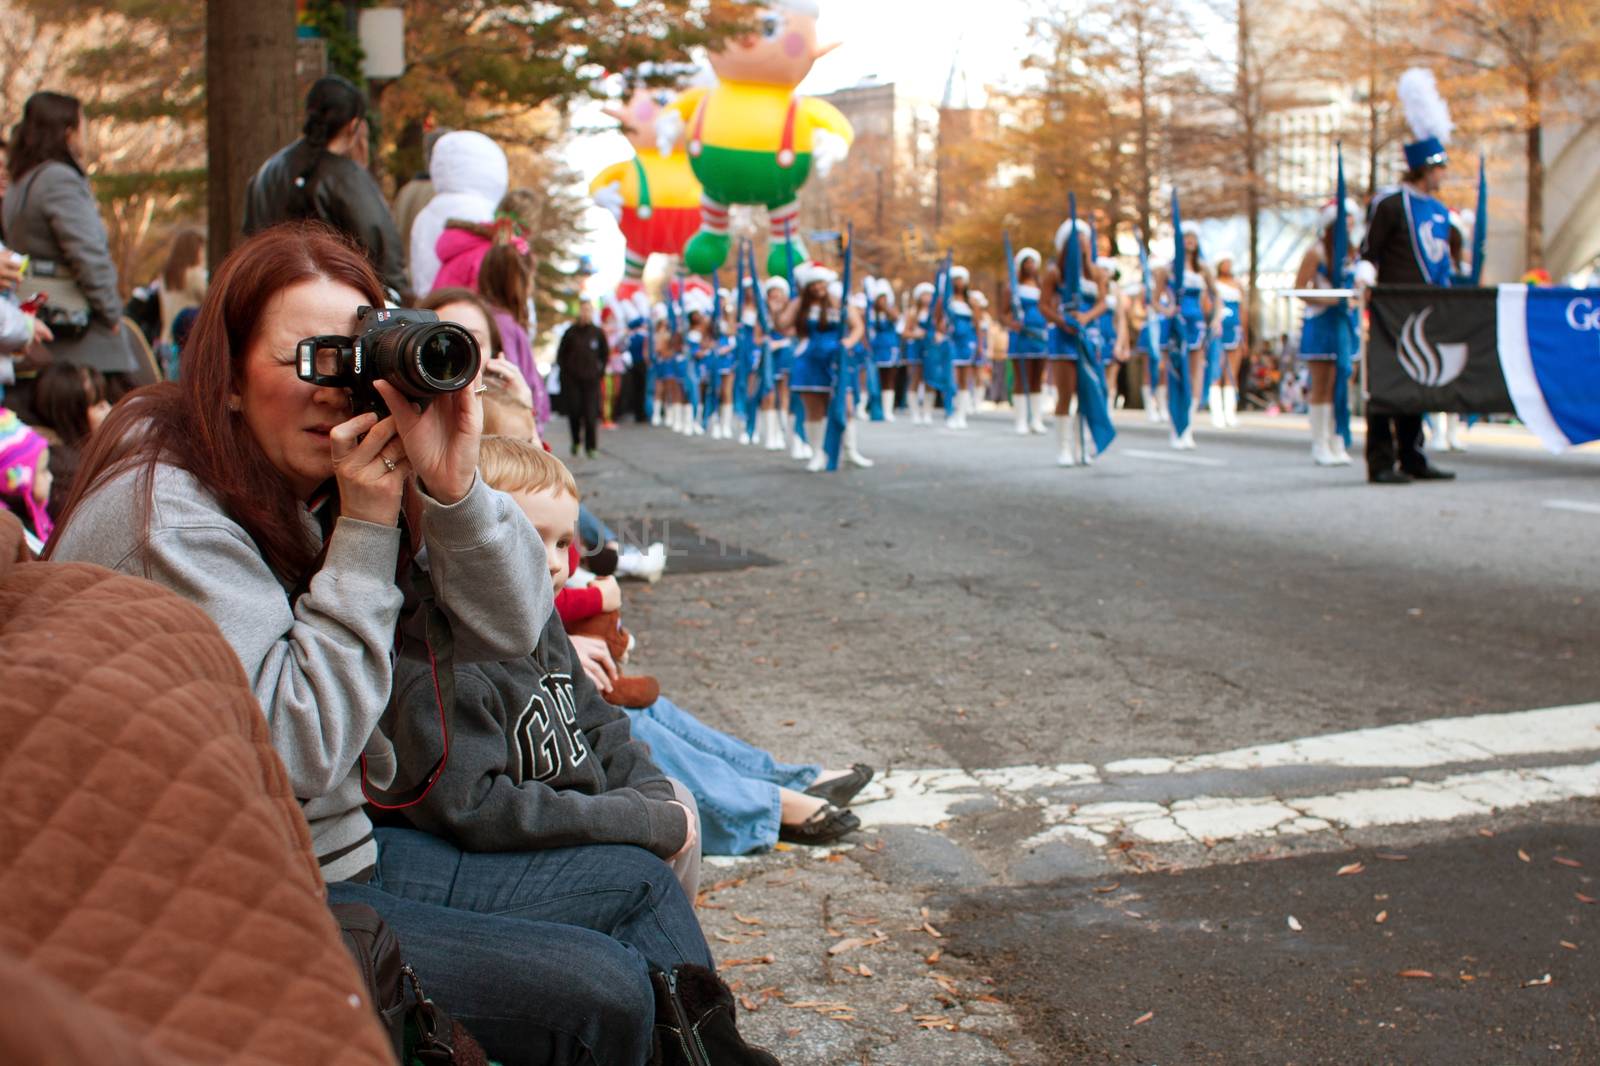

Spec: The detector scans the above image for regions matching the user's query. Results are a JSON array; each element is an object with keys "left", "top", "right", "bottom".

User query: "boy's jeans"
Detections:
[
  {"left": 628, "top": 696, "right": 821, "bottom": 855},
  {"left": 328, "top": 827, "right": 711, "bottom": 1066}
]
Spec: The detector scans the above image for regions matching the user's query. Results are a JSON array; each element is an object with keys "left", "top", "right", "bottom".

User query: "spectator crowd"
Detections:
[{"left": 1, "top": 77, "right": 873, "bottom": 1065}]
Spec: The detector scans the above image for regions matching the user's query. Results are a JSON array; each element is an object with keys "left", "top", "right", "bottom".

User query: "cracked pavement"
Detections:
[{"left": 570, "top": 410, "right": 1600, "bottom": 1063}]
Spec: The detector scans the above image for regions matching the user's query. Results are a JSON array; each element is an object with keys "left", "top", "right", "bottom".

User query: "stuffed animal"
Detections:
[
  {"left": 659, "top": 0, "right": 853, "bottom": 277},
  {"left": 589, "top": 85, "right": 706, "bottom": 301}
]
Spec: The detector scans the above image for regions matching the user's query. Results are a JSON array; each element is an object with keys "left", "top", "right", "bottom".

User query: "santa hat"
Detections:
[
  {"left": 1053, "top": 219, "right": 1090, "bottom": 253},
  {"left": 795, "top": 262, "right": 838, "bottom": 289},
  {"left": 763, "top": 276, "right": 792, "bottom": 298},
  {"left": 1318, "top": 198, "right": 1361, "bottom": 233},
  {"left": 682, "top": 289, "right": 714, "bottom": 316},
  {"left": 913, "top": 281, "right": 936, "bottom": 300},
  {"left": 867, "top": 277, "right": 895, "bottom": 302},
  {"left": 1014, "top": 247, "right": 1042, "bottom": 272},
  {"left": 1398, "top": 68, "right": 1452, "bottom": 171},
  {"left": 949, "top": 265, "right": 970, "bottom": 284}
]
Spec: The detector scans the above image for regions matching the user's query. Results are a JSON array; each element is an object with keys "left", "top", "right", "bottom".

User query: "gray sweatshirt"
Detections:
[
  {"left": 52, "top": 461, "right": 551, "bottom": 883},
  {"left": 391, "top": 614, "right": 687, "bottom": 858}
]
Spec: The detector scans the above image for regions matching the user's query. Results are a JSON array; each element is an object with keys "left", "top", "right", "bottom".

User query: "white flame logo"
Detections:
[{"left": 1397, "top": 307, "right": 1468, "bottom": 387}]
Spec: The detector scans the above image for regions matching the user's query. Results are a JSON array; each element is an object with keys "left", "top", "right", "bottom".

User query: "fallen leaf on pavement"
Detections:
[
  {"left": 976, "top": 994, "right": 1004, "bottom": 1004},
  {"left": 1093, "top": 883, "right": 1121, "bottom": 894},
  {"left": 1477, "top": 828, "right": 1495, "bottom": 838},
  {"left": 1337, "top": 862, "right": 1365, "bottom": 876},
  {"left": 857, "top": 963, "right": 874, "bottom": 977},
  {"left": 1375, "top": 911, "right": 1389, "bottom": 924},
  {"left": 925, "top": 949, "right": 942, "bottom": 965},
  {"left": 890, "top": 1004, "right": 910, "bottom": 1014},
  {"left": 1560, "top": 941, "right": 1578, "bottom": 950},
  {"left": 1132, "top": 1011, "right": 1155, "bottom": 1027},
  {"left": 1521, "top": 974, "right": 1553, "bottom": 988},
  {"left": 1577, "top": 893, "right": 1596, "bottom": 905},
  {"left": 733, "top": 913, "right": 763, "bottom": 926},
  {"left": 740, "top": 996, "right": 759, "bottom": 1012},
  {"left": 1517, "top": 849, "right": 1531, "bottom": 863},
  {"left": 1287, "top": 916, "right": 1304, "bottom": 932},
  {"left": 827, "top": 933, "right": 887, "bottom": 955},
  {"left": 923, "top": 921, "right": 944, "bottom": 938},
  {"left": 1398, "top": 969, "right": 1434, "bottom": 979},
  {"left": 723, "top": 955, "right": 775, "bottom": 968},
  {"left": 1553, "top": 856, "right": 1583, "bottom": 869}
]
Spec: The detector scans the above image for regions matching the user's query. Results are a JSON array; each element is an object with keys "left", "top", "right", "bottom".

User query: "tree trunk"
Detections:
[
  {"left": 1524, "top": 77, "right": 1543, "bottom": 272},
  {"left": 205, "top": 0, "right": 298, "bottom": 271},
  {"left": 1239, "top": 0, "right": 1262, "bottom": 350}
]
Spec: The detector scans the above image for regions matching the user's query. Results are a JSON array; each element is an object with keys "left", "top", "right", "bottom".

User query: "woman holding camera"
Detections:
[{"left": 48, "top": 224, "right": 713, "bottom": 1066}]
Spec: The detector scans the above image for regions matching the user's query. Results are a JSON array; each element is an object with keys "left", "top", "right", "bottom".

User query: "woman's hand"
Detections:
[
  {"left": 376, "top": 376, "right": 482, "bottom": 506},
  {"left": 569, "top": 634, "right": 619, "bottom": 694},
  {"left": 331, "top": 412, "right": 410, "bottom": 527},
  {"left": 667, "top": 800, "right": 699, "bottom": 864},
  {"left": 483, "top": 356, "right": 535, "bottom": 410}
]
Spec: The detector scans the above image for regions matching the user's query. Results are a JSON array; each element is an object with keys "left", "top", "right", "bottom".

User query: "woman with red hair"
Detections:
[{"left": 47, "top": 223, "right": 712, "bottom": 1065}]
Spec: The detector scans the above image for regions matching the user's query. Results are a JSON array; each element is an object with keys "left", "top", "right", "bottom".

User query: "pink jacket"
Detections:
[{"left": 432, "top": 227, "right": 491, "bottom": 293}]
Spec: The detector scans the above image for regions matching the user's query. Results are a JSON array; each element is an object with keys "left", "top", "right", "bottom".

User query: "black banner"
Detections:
[{"left": 1367, "top": 285, "right": 1513, "bottom": 415}]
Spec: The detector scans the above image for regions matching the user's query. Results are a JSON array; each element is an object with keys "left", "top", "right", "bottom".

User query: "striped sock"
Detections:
[
  {"left": 700, "top": 197, "right": 730, "bottom": 236},
  {"left": 769, "top": 201, "right": 800, "bottom": 243}
]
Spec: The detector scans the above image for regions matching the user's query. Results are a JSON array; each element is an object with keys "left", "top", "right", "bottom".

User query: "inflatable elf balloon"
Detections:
[
  {"left": 659, "top": 0, "right": 853, "bottom": 277},
  {"left": 589, "top": 84, "right": 705, "bottom": 300}
]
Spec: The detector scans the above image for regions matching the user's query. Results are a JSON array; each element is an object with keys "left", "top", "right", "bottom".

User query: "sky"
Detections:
[{"left": 566, "top": 0, "right": 1037, "bottom": 295}]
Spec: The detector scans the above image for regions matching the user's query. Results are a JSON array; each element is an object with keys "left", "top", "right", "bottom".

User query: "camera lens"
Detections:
[{"left": 367, "top": 321, "right": 481, "bottom": 399}]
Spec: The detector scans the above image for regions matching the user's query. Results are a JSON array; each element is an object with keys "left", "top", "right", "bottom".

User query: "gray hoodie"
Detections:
[
  {"left": 391, "top": 613, "right": 687, "bottom": 859},
  {"left": 51, "top": 461, "right": 551, "bottom": 883}
]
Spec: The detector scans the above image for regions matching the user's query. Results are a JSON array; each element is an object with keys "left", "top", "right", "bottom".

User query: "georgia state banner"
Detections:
[
  {"left": 1367, "top": 285, "right": 1600, "bottom": 453},
  {"left": 1497, "top": 286, "right": 1600, "bottom": 453}
]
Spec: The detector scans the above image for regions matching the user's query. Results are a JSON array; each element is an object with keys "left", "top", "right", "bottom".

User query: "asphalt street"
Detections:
[{"left": 569, "top": 407, "right": 1600, "bottom": 1064}]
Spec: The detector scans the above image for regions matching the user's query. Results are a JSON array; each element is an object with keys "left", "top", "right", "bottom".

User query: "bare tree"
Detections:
[{"left": 1432, "top": 0, "right": 1600, "bottom": 270}]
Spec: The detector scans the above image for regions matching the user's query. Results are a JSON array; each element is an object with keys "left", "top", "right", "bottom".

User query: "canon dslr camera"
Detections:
[{"left": 297, "top": 306, "right": 481, "bottom": 416}]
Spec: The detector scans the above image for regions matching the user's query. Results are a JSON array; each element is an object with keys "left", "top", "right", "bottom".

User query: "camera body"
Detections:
[{"left": 297, "top": 306, "right": 481, "bottom": 417}]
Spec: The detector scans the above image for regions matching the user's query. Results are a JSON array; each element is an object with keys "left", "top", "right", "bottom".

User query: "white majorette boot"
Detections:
[
  {"left": 883, "top": 389, "right": 897, "bottom": 422},
  {"left": 722, "top": 404, "right": 737, "bottom": 441},
  {"left": 1154, "top": 383, "right": 1170, "bottom": 424},
  {"left": 843, "top": 422, "right": 874, "bottom": 468},
  {"left": 1445, "top": 413, "right": 1468, "bottom": 452},
  {"left": 1181, "top": 398, "right": 1198, "bottom": 449},
  {"left": 651, "top": 402, "right": 665, "bottom": 427},
  {"left": 1209, "top": 384, "right": 1226, "bottom": 428},
  {"left": 759, "top": 409, "right": 779, "bottom": 451},
  {"left": 1324, "top": 407, "right": 1353, "bottom": 466},
  {"left": 1309, "top": 404, "right": 1340, "bottom": 466},
  {"left": 667, "top": 403, "right": 682, "bottom": 434},
  {"left": 790, "top": 418, "right": 809, "bottom": 460},
  {"left": 805, "top": 420, "right": 829, "bottom": 472},
  {"left": 1014, "top": 391, "right": 1030, "bottom": 434},
  {"left": 1222, "top": 385, "right": 1240, "bottom": 427},
  {"left": 1029, "top": 392, "right": 1048, "bottom": 434},
  {"left": 1142, "top": 384, "right": 1160, "bottom": 423},
  {"left": 708, "top": 409, "right": 723, "bottom": 440},
  {"left": 1055, "top": 413, "right": 1082, "bottom": 467}
]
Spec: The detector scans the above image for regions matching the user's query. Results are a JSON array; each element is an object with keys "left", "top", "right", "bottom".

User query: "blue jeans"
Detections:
[
  {"left": 627, "top": 697, "right": 820, "bottom": 856},
  {"left": 327, "top": 828, "right": 712, "bottom": 1066},
  {"left": 577, "top": 504, "right": 616, "bottom": 552}
]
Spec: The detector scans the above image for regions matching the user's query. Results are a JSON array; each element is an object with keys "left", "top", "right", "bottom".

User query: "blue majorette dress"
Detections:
[
  {"left": 1179, "top": 270, "right": 1208, "bottom": 351},
  {"left": 1095, "top": 285, "right": 1119, "bottom": 366},
  {"left": 1009, "top": 284, "right": 1050, "bottom": 360},
  {"left": 869, "top": 307, "right": 902, "bottom": 368},
  {"left": 948, "top": 297, "right": 978, "bottom": 367},
  {"left": 1298, "top": 264, "right": 1359, "bottom": 362},
  {"left": 1050, "top": 278, "right": 1099, "bottom": 362},
  {"left": 1217, "top": 281, "right": 1243, "bottom": 351},
  {"left": 790, "top": 307, "right": 840, "bottom": 393}
]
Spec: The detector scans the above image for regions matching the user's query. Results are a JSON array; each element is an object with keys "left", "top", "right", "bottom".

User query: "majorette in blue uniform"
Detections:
[
  {"left": 1206, "top": 274, "right": 1243, "bottom": 428},
  {"left": 902, "top": 281, "right": 936, "bottom": 425},
  {"left": 1048, "top": 215, "right": 1118, "bottom": 467},
  {"left": 864, "top": 278, "right": 901, "bottom": 422},
  {"left": 1008, "top": 246, "right": 1050, "bottom": 435}
]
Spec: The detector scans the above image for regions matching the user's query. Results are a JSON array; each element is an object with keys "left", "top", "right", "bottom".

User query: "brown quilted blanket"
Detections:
[{"left": 0, "top": 513, "right": 395, "bottom": 1065}]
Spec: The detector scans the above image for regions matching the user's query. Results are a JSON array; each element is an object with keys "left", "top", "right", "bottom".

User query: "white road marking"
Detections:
[
  {"left": 1544, "top": 498, "right": 1600, "bottom": 516},
  {"left": 1121, "top": 449, "right": 1228, "bottom": 468},
  {"left": 848, "top": 702, "right": 1600, "bottom": 847}
]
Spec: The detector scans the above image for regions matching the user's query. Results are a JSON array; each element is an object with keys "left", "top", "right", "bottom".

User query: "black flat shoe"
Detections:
[
  {"left": 1404, "top": 465, "right": 1456, "bottom": 480},
  {"left": 779, "top": 804, "right": 860, "bottom": 846},
  {"left": 804, "top": 763, "right": 875, "bottom": 807},
  {"left": 1369, "top": 469, "right": 1413, "bottom": 484}
]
